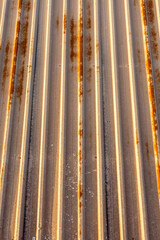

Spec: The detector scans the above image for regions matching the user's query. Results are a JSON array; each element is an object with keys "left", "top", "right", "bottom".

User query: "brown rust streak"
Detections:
[
  {"left": 147, "top": 0, "right": 158, "bottom": 59},
  {"left": 141, "top": 0, "right": 160, "bottom": 199},
  {"left": 78, "top": 3, "right": 83, "bottom": 237},
  {"left": 86, "top": 3, "right": 91, "bottom": 29},
  {"left": 2, "top": 41, "right": 10, "bottom": 90},
  {"left": 17, "top": 1, "right": 30, "bottom": 103},
  {"left": 8, "top": 0, "right": 23, "bottom": 108},
  {"left": 86, "top": 34, "right": 92, "bottom": 61},
  {"left": 70, "top": 18, "right": 77, "bottom": 63}
]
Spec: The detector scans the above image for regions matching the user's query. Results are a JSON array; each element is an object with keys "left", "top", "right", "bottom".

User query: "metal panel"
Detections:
[{"left": 0, "top": 0, "right": 160, "bottom": 239}]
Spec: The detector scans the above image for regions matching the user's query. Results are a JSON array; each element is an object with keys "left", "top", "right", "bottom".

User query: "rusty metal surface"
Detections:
[{"left": 0, "top": 0, "right": 160, "bottom": 239}]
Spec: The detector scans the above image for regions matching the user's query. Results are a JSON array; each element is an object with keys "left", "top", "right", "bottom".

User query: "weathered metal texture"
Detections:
[{"left": 0, "top": 0, "right": 160, "bottom": 239}]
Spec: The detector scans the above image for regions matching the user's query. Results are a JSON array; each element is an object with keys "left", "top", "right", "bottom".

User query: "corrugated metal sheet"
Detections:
[{"left": 0, "top": 0, "right": 160, "bottom": 239}]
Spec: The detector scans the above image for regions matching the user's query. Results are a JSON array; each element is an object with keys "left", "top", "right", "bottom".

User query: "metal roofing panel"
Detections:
[{"left": 0, "top": 0, "right": 160, "bottom": 239}]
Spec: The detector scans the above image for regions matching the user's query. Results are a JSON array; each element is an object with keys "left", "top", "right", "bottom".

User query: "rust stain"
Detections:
[
  {"left": 2, "top": 41, "right": 10, "bottom": 90},
  {"left": 87, "top": 68, "right": 92, "bottom": 82},
  {"left": 155, "top": 68, "right": 160, "bottom": 103},
  {"left": 86, "top": 34, "right": 92, "bottom": 61},
  {"left": 63, "top": 14, "right": 67, "bottom": 34},
  {"left": 79, "top": 82, "right": 83, "bottom": 101},
  {"left": 134, "top": 0, "right": 138, "bottom": 6},
  {"left": 78, "top": 4, "right": 83, "bottom": 237},
  {"left": 87, "top": 89, "right": 91, "bottom": 93},
  {"left": 137, "top": 49, "right": 141, "bottom": 72},
  {"left": 78, "top": 9, "right": 83, "bottom": 84},
  {"left": 79, "top": 129, "right": 83, "bottom": 137},
  {"left": 141, "top": 0, "right": 160, "bottom": 199},
  {"left": 70, "top": 18, "right": 77, "bottom": 63},
  {"left": 8, "top": 0, "right": 23, "bottom": 108},
  {"left": 86, "top": 3, "right": 91, "bottom": 29},
  {"left": 0, "top": 167, "right": 3, "bottom": 185},
  {"left": 16, "top": 0, "right": 30, "bottom": 104},
  {"left": 145, "top": 142, "right": 149, "bottom": 161},
  {"left": 56, "top": 17, "right": 59, "bottom": 30},
  {"left": 24, "top": 1, "right": 31, "bottom": 12},
  {"left": 147, "top": 0, "right": 158, "bottom": 59}
]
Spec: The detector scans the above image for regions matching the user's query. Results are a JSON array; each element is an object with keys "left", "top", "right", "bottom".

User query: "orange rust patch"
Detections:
[
  {"left": 86, "top": 34, "right": 92, "bottom": 61},
  {"left": 79, "top": 129, "right": 83, "bottom": 137},
  {"left": 63, "top": 14, "right": 67, "bottom": 34},
  {"left": 79, "top": 83, "right": 83, "bottom": 102},
  {"left": 87, "top": 89, "right": 91, "bottom": 93},
  {"left": 70, "top": 18, "right": 77, "bottom": 63},
  {"left": 2, "top": 41, "right": 10, "bottom": 90},
  {"left": 0, "top": 167, "right": 3, "bottom": 185}
]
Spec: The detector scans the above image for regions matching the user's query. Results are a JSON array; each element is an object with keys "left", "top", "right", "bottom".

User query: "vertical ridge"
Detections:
[
  {"left": 0, "top": 0, "right": 22, "bottom": 223},
  {"left": 57, "top": 0, "right": 67, "bottom": 239},
  {"left": 93, "top": 0, "right": 105, "bottom": 239},
  {"left": 109, "top": 0, "right": 127, "bottom": 239},
  {"left": 36, "top": 0, "right": 51, "bottom": 239},
  {"left": 13, "top": 1, "right": 37, "bottom": 239},
  {"left": 123, "top": 0, "right": 149, "bottom": 239}
]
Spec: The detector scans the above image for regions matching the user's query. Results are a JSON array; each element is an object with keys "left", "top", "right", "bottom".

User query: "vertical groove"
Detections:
[
  {"left": 78, "top": 0, "right": 84, "bottom": 239},
  {"left": 57, "top": 0, "right": 67, "bottom": 239},
  {"left": 109, "top": 0, "right": 127, "bottom": 239},
  {"left": 93, "top": 0, "right": 105, "bottom": 239},
  {"left": 123, "top": 0, "right": 149, "bottom": 239},
  {"left": 36, "top": 0, "right": 51, "bottom": 239},
  {"left": 13, "top": 1, "right": 37, "bottom": 239}
]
